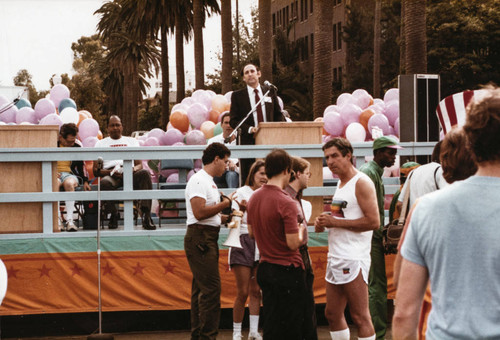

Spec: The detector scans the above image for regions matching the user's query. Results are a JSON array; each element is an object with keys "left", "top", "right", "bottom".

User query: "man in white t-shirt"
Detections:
[
  {"left": 208, "top": 112, "right": 239, "bottom": 188},
  {"left": 93, "top": 115, "right": 155, "bottom": 230},
  {"left": 184, "top": 142, "right": 233, "bottom": 340}
]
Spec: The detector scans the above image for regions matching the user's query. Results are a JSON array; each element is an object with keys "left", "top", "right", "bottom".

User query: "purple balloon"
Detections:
[
  {"left": 324, "top": 105, "right": 339, "bottom": 115},
  {"left": 34, "top": 98, "right": 56, "bottom": 121},
  {"left": 39, "top": 113, "right": 63, "bottom": 127},
  {"left": 144, "top": 136, "right": 160, "bottom": 146},
  {"left": 171, "top": 103, "right": 188, "bottom": 114},
  {"left": 16, "top": 107, "right": 36, "bottom": 124},
  {"left": 187, "top": 103, "right": 209, "bottom": 129},
  {"left": 78, "top": 118, "right": 99, "bottom": 140},
  {"left": 194, "top": 159, "right": 202, "bottom": 168},
  {"left": 323, "top": 111, "right": 344, "bottom": 137},
  {"left": 384, "top": 101, "right": 399, "bottom": 126},
  {"left": 185, "top": 130, "right": 207, "bottom": 145},
  {"left": 160, "top": 169, "right": 178, "bottom": 178},
  {"left": 167, "top": 173, "right": 179, "bottom": 183},
  {"left": 373, "top": 98, "right": 384, "bottom": 105},
  {"left": 352, "top": 89, "right": 373, "bottom": 110},
  {"left": 0, "top": 95, "right": 9, "bottom": 108},
  {"left": 49, "top": 84, "right": 70, "bottom": 108},
  {"left": 384, "top": 88, "right": 399, "bottom": 103},
  {"left": 82, "top": 136, "right": 99, "bottom": 147},
  {"left": 340, "top": 103, "right": 362, "bottom": 127},
  {"left": 147, "top": 128, "right": 165, "bottom": 141},
  {"left": 0, "top": 105, "right": 18, "bottom": 123},
  {"left": 368, "top": 113, "right": 391, "bottom": 135},
  {"left": 163, "top": 128, "right": 184, "bottom": 145},
  {"left": 196, "top": 91, "right": 212, "bottom": 111},
  {"left": 181, "top": 97, "right": 195, "bottom": 107},
  {"left": 336, "top": 93, "right": 352, "bottom": 107}
]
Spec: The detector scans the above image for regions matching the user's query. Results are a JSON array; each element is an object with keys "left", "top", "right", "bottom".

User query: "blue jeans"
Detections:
[{"left": 213, "top": 170, "right": 239, "bottom": 188}]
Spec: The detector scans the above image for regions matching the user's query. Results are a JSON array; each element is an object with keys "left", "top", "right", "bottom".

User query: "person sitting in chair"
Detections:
[{"left": 57, "top": 123, "right": 91, "bottom": 232}]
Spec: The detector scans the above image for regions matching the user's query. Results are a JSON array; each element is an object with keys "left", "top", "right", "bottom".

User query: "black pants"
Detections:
[
  {"left": 184, "top": 225, "right": 221, "bottom": 340},
  {"left": 301, "top": 246, "right": 318, "bottom": 340},
  {"left": 257, "top": 262, "right": 307, "bottom": 340},
  {"left": 100, "top": 169, "right": 152, "bottom": 213}
]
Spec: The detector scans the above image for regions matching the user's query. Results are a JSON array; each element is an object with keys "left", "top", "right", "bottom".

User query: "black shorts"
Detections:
[{"left": 229, "top": 233, "right": 259, "bottom": 268}]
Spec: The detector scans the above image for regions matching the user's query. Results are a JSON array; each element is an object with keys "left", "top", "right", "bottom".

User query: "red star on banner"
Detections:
[
  {"left": 38, "top": 264, "right": 52, "bottom": 278},
  {"left": 132, "top": 262, "right": 145, "bottom": 275},
  {"left": 7, "top": 266, "right": 19, "bottom": 279},
  {"left": 70, "top": 263, "right": 83, "bottom": 277},
  {"left": 102, "top": 262, "right": 115, "bottom": 276},
  {"left": 162, "top": 262, "right": 176, "bottom": 275},
  {"left": 314, "top": 256, "right": 327, "bottom": 271},
  {"left": 224, "top": 264, "right": 231, "bottom": 273}
]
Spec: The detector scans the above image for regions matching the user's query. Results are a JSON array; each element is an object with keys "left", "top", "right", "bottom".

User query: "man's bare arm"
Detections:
[{"left": 190, "top": 196, "right": 232, "bottom": 221}]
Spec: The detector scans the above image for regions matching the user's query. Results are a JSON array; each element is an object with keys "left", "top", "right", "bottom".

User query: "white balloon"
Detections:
[
  {"left": 345, "top": 122, "right": 366, "bottom": 143},
  {"left": 60, "top": 107, "right": 79, "bottom": 124}
]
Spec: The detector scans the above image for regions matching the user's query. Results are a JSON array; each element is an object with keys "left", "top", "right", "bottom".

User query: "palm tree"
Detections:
[
  {"left": 313, "top": 0, "right": 333, "bottom": 119},
  {"left": 221, "top": 0, "right": 232, "bottom": 94},
  {"left": 258, "top": 0, "right": 272, "bottom": 82},
  {"left": 373, "top": 0, "right": 382, "bottom": 98},
  {"left": 404, "top": 0, "right": 427, "bottom": 74},
  {"left": 175, "top": 1, "right": 193, "bottom": 103}
]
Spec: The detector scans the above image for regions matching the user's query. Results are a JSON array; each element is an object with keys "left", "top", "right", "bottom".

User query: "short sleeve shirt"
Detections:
[
  {"left": 185, "top": 169, "right": 221, "bottom": 227},
  {"left": 95, "top": 136, "right": 140, "bottom": 169}
]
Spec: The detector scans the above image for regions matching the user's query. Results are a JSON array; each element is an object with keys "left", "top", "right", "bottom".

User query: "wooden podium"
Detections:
[
  {"left": 0, "top": 125, "right": 59, "bottom": 233},
  {"left": 255, "top": 122, "right": 324, "bottom": 223}
]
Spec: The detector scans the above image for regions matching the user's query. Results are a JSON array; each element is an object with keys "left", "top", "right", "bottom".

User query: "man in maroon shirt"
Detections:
[{"left": 247, "top": 149, "right": 308, "bottom": 340}]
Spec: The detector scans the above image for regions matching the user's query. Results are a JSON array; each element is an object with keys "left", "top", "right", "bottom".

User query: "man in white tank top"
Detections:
[{"left": 315, "top": 138, "right": 380, "bottom": 340}]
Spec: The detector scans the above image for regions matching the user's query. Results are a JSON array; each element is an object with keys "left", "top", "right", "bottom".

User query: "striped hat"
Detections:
[{"left": 436, "top": 90, "right": 486, "bottom": 135}]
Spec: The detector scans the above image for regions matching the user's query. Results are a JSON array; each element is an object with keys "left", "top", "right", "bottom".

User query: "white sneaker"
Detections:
[
  {"left": 67, "top": 221, "right": 78, "bottom": 232},
  {"left": 248, "top": 332, "right": 262, "bottom": 340},
  {"left": 233, "top": 334, "right": 243, "bottom": 340}
]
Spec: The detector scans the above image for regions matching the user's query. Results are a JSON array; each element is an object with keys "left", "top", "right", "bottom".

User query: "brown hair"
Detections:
[
  {"left": 265, "top": 149, "right": 292, "bottom": 179},
  {"left": 323, "top": 137, "right": 354, "bottom": 164},
  {"left": 246, "top": 160, "right": 265, "bottom": 187},
  {"left": 289, "top": 156, "right": 310, "bottom": 182},
  {"left": 440, "top": 128, "right": 478, "bottom": 183}
]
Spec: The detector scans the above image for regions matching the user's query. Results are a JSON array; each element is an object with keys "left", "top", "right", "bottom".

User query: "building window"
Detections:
[
  {"left": 300, "top": 0, "right": 304, "bottom": 21},
  {"left": 333, "top": 24, "right": 337, "bottom": 51},
  {"left": 169, "top": 82, "right": 172, "bottom": 89},
  {"left": 339, "top": 66, "right": 343, "bottom": 86},
  {"left": 310, "top": 0, "right": 313, "bottom": 14},
  {"left": 333, "top": 68, "right": 338, "bottom": 83},
  {"left": 337, "top": 22, "right": 342, "bottom": 50},
  {"left": 295, "top": 1, "right": 298, "bottom": 20},
  {"left": 310, "top": 33, "right": 314, "bottom": 55},
  {"left": 286, "top": 5, "right": 289, "bottom": 23},
  {"left": 272, "top": 13, "right": 276, "bottom": 34},
  {"left": 304, "top": 0, "right": 308, "bottom": 20}
]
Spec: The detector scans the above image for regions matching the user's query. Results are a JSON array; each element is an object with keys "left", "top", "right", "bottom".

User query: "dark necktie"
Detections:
[{"left": 254, "top": 88, "right": 264, "bottom": 124}]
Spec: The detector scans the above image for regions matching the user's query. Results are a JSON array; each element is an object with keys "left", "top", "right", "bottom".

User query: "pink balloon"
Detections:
[
  {"left": 384, "top": 101, "right": 399, "bottom": 126},
  {"left": 147, "top": 128, "right": 165, "bottom": 141},
  {"left": 78, "top": 118, "right": 99, "bottom": 140},
  {"left": 324, "top": 105, "right": 339, "bottom": 115},
  {"left": 34, "top": 98, "right": 56, "bottom": 120},
  {"left": 352, "top": 89, "right": 373, "bottom": 110},
  {"left": 384, "top": 88, "right": 399, "bottom": 103},
  {"left": 185, "top": 130, "right": 207, "bottom": 145},
  {"left": 1, "top": 105, "right": 18, "bottom": 123},
  {"left": 138, "top": 139, "right": 145, "bottom": 146},
  {"left": 0, "top": 95, "right": 9, "bottom": 108},
  {"left": 345, "top": 122, "right": 366, "bottom": 143},
  {"left": 162, "top": 128, "right": 184, "bottom": 145},
  {"left": 39, "top": 113, "right": 63, "bottom": 127},
  {"left": 194, "top": 159, "right": 202, "bottom": 168},
  {"left": 16, "top": 107, "right": 36, "bottom": 124},
  {"left": 368, "top": 113, "right": 391, "bottom": 135},
  {"left": 373, "top": 98, "right": 384, "bottom": 105},
  {"left": 323, "top": 111, "right": 344, "bottom": 137},
  {"left": 181, "top": 97, "right": 195, "bottom": 107},
  {"left": 160, "top": 169, "right": 177, "bottom": 178},
  {"left": 144, "top": 136, "right": 160, "bottom": 146},
  {"left": 82, "top": 136, "right": 99, "bottom": 147},
  {"left": 171, "top": 103, "right": 188, "bottom": 114},
  {"left": 49, "top": 84, "right": 70, "bottom": 108},
  {"left": 187, "top": 103, "right": 209, "bottom": 129},
  {"left": 340, "top": 103, "right": 362, "bottom": 127},
  {"left": 206, "top": 90, "right": 216, "bottom": 97},
  {"left": 173, "top": 142, "right": 186, "bottom": 146},
  {"left": 224, "top": 91, "right": 233, "bottom": 103},
  {"left": 166, "top": 173, "right": 179, "bottom": 183},
  {"left": 336, "top": 93, "right": 352, "bottom": 107},
  {"left": 394, "top": 118, "right": 400, "bottom": 137},
  {"left": 187, "top": 169, "right": 196, "bottom": 181}
]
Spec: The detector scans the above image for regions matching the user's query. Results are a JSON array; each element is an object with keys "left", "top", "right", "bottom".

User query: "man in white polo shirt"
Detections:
[{"left": 184, "top": 142, "right": 233, "bottom": 340}]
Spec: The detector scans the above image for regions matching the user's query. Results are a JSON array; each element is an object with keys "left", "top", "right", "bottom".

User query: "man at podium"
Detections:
[{"left": 229, "top": 64, "right": 283, "bottom": 183}]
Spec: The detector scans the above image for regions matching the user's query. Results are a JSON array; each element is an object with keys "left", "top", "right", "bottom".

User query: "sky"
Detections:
[{"left": 0, "top": 0, "right": 256, "bottom": 92}]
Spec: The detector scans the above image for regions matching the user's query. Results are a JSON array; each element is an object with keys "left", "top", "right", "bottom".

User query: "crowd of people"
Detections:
[{"left": 54, "top": 70, "right": 500, "bottom": 340}]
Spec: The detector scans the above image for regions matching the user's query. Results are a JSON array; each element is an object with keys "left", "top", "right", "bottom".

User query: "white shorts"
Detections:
[{"left": 325, "top": 256, "right": 370, "bottom": 285}]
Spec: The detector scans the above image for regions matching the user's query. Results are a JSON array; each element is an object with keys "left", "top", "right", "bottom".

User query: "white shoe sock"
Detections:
[
  {"left": 233, "top": 322, "right": 242, "bottom": 336},
  {"left": 65, "top": 200, "right": 75, "bottom": 222},
  {"left": 330, "top": 328, "right": 350, "bottom": 340},
  {"left": 249, "top": 314, "right": 259, "bottom": 334},
  {"left": 358, "top": 335, "right": 376, "bottom": 340}
]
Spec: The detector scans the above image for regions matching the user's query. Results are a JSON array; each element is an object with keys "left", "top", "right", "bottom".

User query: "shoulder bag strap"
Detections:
[
  {"left": 398, "top": 172, "right": 413, "bottom": 224},
  {"left": 434, "top": 165, "right": 441, "bottom": 190}
]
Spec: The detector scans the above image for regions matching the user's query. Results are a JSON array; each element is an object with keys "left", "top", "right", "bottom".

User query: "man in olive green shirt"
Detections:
[{"left": 359, "top": 136, "right": 402, "bottom": 340}]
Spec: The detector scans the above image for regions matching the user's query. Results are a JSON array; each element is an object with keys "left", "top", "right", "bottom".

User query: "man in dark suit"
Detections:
[{"left": 229, "top": 64, "right": 283, "bottom": 184}]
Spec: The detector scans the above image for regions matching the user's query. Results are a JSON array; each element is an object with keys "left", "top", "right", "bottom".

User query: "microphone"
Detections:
[{"left": 264, "top": 80, "right": 278, "bottom": 91}]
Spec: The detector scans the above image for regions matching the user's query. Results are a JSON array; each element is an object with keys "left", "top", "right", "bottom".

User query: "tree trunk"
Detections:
[
  {"left": 313, "top": 0, "right": 333, "bottom": 119},
  {"left": 221, "top": 0, "right": 232, "bottom": 94},
  {"left": 400, "top": 0, "right": 406, "bottom": 74},
  {"left": 161, "top": 26, "right": 170, "bottom": 128},
  {"left": 373, "top": 0, "right": 381, "bottom": 98},
  {"left": 405, "top": 0, "right": 427, "bottom": 74},
  {"left": 131, "top": 66, "right": 140, "bottom": 133},
  {"left": 175, "top": 15, "right": 185, "bottom": 103},
  {"left": 193, "top": 0, "right": 205, "bottom": 89},
  {"left": 122, "top": 69, "right": 134, "bottom": 135},
  {"left": 258, "top": 0, "right": 272, "bottom": 82}
]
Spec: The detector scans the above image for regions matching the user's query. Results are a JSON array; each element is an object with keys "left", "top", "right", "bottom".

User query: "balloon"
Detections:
[
  {"left": 34, "top": 98, "right": 56, "bottom": 120},
  {"left": 394, "top": 118, "right": 400, "bottom": 137},
  {"left": 49, "top": 84, "right": 70, "bottom": 108},
  {"left": 187, "top": 103, "right": 209, "bottom": 129},
  {"left": 60, "top": 107, "right": 79, "bottom": 124},
  {"left": 138, "top": 139, "right": 145, "bottom": 146},
  {"left": 58, "top": 98, "right": 77, "bottom": 113},
  {"left": 185, "top": 130, "right": 207, "bottom": 145},
  {"left": 359, "top": 109, "right": 375, "bottom": 130},
  {"left": 336, "top": 93, "right": 352, "bottom": 107},
  {"left": 170, "top": 109, "right": 189, "bottom": 132},
  {"left": 147, "top": 128, "right": 165, "bottom": 141},
  {"left": 368, "top": 113, "right": 391, "bottom": 136},
  {"left": 144, "top": 136, "right": 160, "bottom": 146},
  {"left": 15, "top": 98, "right": 31, "bottom": 109},
  {"left": 187, "top": 169, "right": 196, "bottom": 181},
  {"left": 200, "top": 121, "right": 216, "bottom": 139},
  {"left": 82, "top": 136, "right": 99, "bottom": 147},
  {"left": 213, "top": 122, "right": 223, "bottom": 136},
  {"left": 384, "top": 101, "right": 399, "bottom": 126},
  {"left": 323, "top": 112, "right": 344, "bottom": 137},
  {"left": 78, "top": 118, "right": 99, "bottom": 140},
  {"left": 166, "top": 173, "right": 179, "bottom": 183},
  {"left": 224, "top": 91, "right": 233, "bottom": 103},
  {"left": 211, "top": 94, "right": 228, "bottom": 114},
  {"left": 373, "top": 98, "right": 384, "bottom": 105},
  {"left": 208, "top": 109, "right": 220, "bottom": 124},
  {"left": 166, "top": 121, "right": 173, "bottom": 130},
  {"left": 162, "top": 128, "right": 184, "bottom": 145},
  {"left": 352, "top": 89, "right": 374, "bottom": 110},
  {"left": 339, "top": 103, "right": 362, "bottom": 127},
  {"left": 218, "top": 111, "right": 228, "bottom": 123},
  {"left": 0, "top": 105, "right": 18, "bottom": 123},
  {"left": 16, "top": 107, "right": 36, "bottom": 124},
  {"left": 345, "top": 122, "right": 366, "bottom": 143},
  {"left": 324, "top": 105, "right": 339, "bottom": 115},
  {"left": 160, "top": 169, "right": 177, "bottom": 179},
  {"left": 173, "top": 141, "right": 186, "bottom": 146},
  {"left": 194, "top": 159, "right": 203, "bottom": 169},
  {"left": 77, "top": 112, "right": 88, "bottom": 126},
  {"left": 181, "top": 96, "right": 195, "bottom": 107},
  {"left": 79, "top": 110, "right": 92, "bottom": 118},
  {"left": 0, "top": 95, "right": 9, "bottom": 108},
  {"left": 97, "top": 130, "right": 103, "bottom": 140},
  {"left": 384, "top": 88, "right": 399, "bottom": 103},
  {"left": 39, "top": 113, "right": 63, "bottom": 127},
  {"left": 171, "top": 103, "right": 188, "bottom": 114},
  {"left": 206, "top": 89, "right": 216, "bottom": 97}
]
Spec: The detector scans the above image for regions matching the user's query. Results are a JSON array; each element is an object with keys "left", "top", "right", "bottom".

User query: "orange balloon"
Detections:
[
  {"left": 208, "top": 109, "right": 220, "bottom": 123},
  {"left": 79, "top": 110, "right": 92, "bottom": 119},
  {"left": 224, "top": 102, "right": 231, "bottom": 112},
  {"left": 211, "top": 94, "right": 228, "bottom": 113},
  {"left": 359, "top": 109, "right": 375, "bottom": 130},
  {"left": 200, "top": 121, "right": 216, "bottom": 139},
  {"left": 170, "top": 109, "right": 190, "bottom": 133},
  {"left": 97, "top": 130, "right": 103, "bottom": 140},
  {"left": 77, "top": 112, "right": 87, "bottom": 126}
]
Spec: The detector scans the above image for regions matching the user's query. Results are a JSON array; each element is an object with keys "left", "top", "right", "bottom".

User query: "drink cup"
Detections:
[{"left": 331, "top": 200, "right": 347, "bottom": 218}]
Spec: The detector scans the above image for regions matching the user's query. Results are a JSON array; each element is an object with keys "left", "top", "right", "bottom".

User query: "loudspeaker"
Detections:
[{"left": 83, "top": 201, "right": 99, "bottom": 230}]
